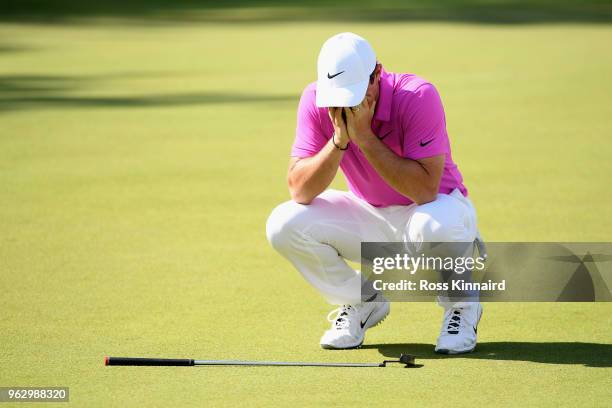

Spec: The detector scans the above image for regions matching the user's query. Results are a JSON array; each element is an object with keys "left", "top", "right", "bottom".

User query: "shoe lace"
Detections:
[
  {"left": 327, "top": 305, "right": 359, "bottom": 330},
  {"left": 444, "top": 308, "right": 465, "bottom": 335}
]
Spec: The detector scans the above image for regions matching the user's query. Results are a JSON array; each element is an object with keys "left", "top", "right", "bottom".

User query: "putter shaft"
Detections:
[
  {"left": 195, "top": 360, "right": 382, "bottom": 367},
  {"left": 105, "top": 355, "right": 416, "bottom": 368}
]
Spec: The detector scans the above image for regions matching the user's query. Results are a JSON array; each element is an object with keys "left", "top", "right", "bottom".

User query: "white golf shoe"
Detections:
[
  {"left": 320, "top": 297, "right": 390, "bottom": 349},
  {"left": 435, "top": 302, "right": 483, "bottom": 354}
]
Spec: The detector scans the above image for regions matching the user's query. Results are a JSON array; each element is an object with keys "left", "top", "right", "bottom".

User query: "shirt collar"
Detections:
[{"left": 374, "top": 66, "right": 393, "bottom": 122}]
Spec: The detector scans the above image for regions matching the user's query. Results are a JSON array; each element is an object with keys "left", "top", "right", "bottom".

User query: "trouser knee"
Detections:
[{"left": 265, "top": 200, "right": 306, "bottom": 254}]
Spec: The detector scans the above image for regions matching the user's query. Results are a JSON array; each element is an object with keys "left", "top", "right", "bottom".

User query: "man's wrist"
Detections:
[{"left": 332, "top": 133, "right": 349, "bottom": 150}]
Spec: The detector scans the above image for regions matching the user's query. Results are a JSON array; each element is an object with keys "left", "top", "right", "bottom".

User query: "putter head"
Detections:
[
  {"left": 399, "top": 354, "right": 416, "bottom": 367},
  {"left": 380, "top": 354, "right": 417, "bottom": 368}
]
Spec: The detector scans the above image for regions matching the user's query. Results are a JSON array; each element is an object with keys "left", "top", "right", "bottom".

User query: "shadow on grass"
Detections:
[
  {"left": 0, "top": 74, "right": 296, "bottom": 112},
  {"left": 1, "top": 0, "right": 611, "bottom": 24},
  {"left": 362, "top": 342, "right": 612, "bottom": 367},
  {"left": 0, "top": 44, "right": 33, "bottom": 54}
]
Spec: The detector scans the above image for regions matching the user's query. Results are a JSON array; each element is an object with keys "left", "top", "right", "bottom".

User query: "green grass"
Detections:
[{"left": 1, "top": 17, "right": 611, "bottom": 407}]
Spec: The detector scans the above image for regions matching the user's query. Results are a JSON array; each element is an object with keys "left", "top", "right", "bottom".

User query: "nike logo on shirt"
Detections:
[
  {"left": 420, "top": 138, "right": 434, "bottom": 147},
  {"left": 378, "top": 130, "right": 393, "bottom": 140}
]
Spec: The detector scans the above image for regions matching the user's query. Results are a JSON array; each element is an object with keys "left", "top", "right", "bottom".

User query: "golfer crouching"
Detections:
[{"left": 267, "top": 32, "right": 483, "bottom": 354}]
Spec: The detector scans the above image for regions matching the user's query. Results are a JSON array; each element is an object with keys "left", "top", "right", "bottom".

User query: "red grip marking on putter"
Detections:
[{"left": 104, "top": 356, "right": 109, "bottom": 366}]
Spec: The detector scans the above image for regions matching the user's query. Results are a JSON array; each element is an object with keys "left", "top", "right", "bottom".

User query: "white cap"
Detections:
[{"left": 315, "top": 32, "right": 376, "bottom": 108}]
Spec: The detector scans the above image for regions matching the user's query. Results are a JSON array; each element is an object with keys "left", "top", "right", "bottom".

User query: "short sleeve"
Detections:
[
  {"left": 401, "top": 83, "right": 449, "bottom": 160},
  {"left": 291, "top": 86, "right": 328, "bottom": 158}
]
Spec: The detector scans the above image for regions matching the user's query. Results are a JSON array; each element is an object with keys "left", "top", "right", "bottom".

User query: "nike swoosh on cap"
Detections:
[{"left": 327, "top": 71, "right": 345, "bottom": 79}]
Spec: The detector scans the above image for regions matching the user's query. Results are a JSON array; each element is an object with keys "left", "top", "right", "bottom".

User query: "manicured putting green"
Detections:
[{"left": 1, "top": 12, "right": 610, "bottom": 407}]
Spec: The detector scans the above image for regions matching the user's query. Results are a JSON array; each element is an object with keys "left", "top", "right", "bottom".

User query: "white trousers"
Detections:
[{"left": 266, "top": 189, "right": 479, "bottom": 306}]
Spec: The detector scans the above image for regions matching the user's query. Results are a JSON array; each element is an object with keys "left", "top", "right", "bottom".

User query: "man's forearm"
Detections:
[
  {"left": 358, "top": 137, "right": 441, "bottom": 205},
  {"left": 287, "top": 137, "right": 345, "bottom": 204}
]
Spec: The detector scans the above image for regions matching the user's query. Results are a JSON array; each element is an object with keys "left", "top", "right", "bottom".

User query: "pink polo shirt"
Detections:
[{"left": 291, "top": 67, "right": 467, "bottom": 207}]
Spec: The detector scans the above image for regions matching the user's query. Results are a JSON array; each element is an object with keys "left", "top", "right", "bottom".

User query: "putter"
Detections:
[{"left": 104, "top": 354, "right": 417, "bottom": 368}]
